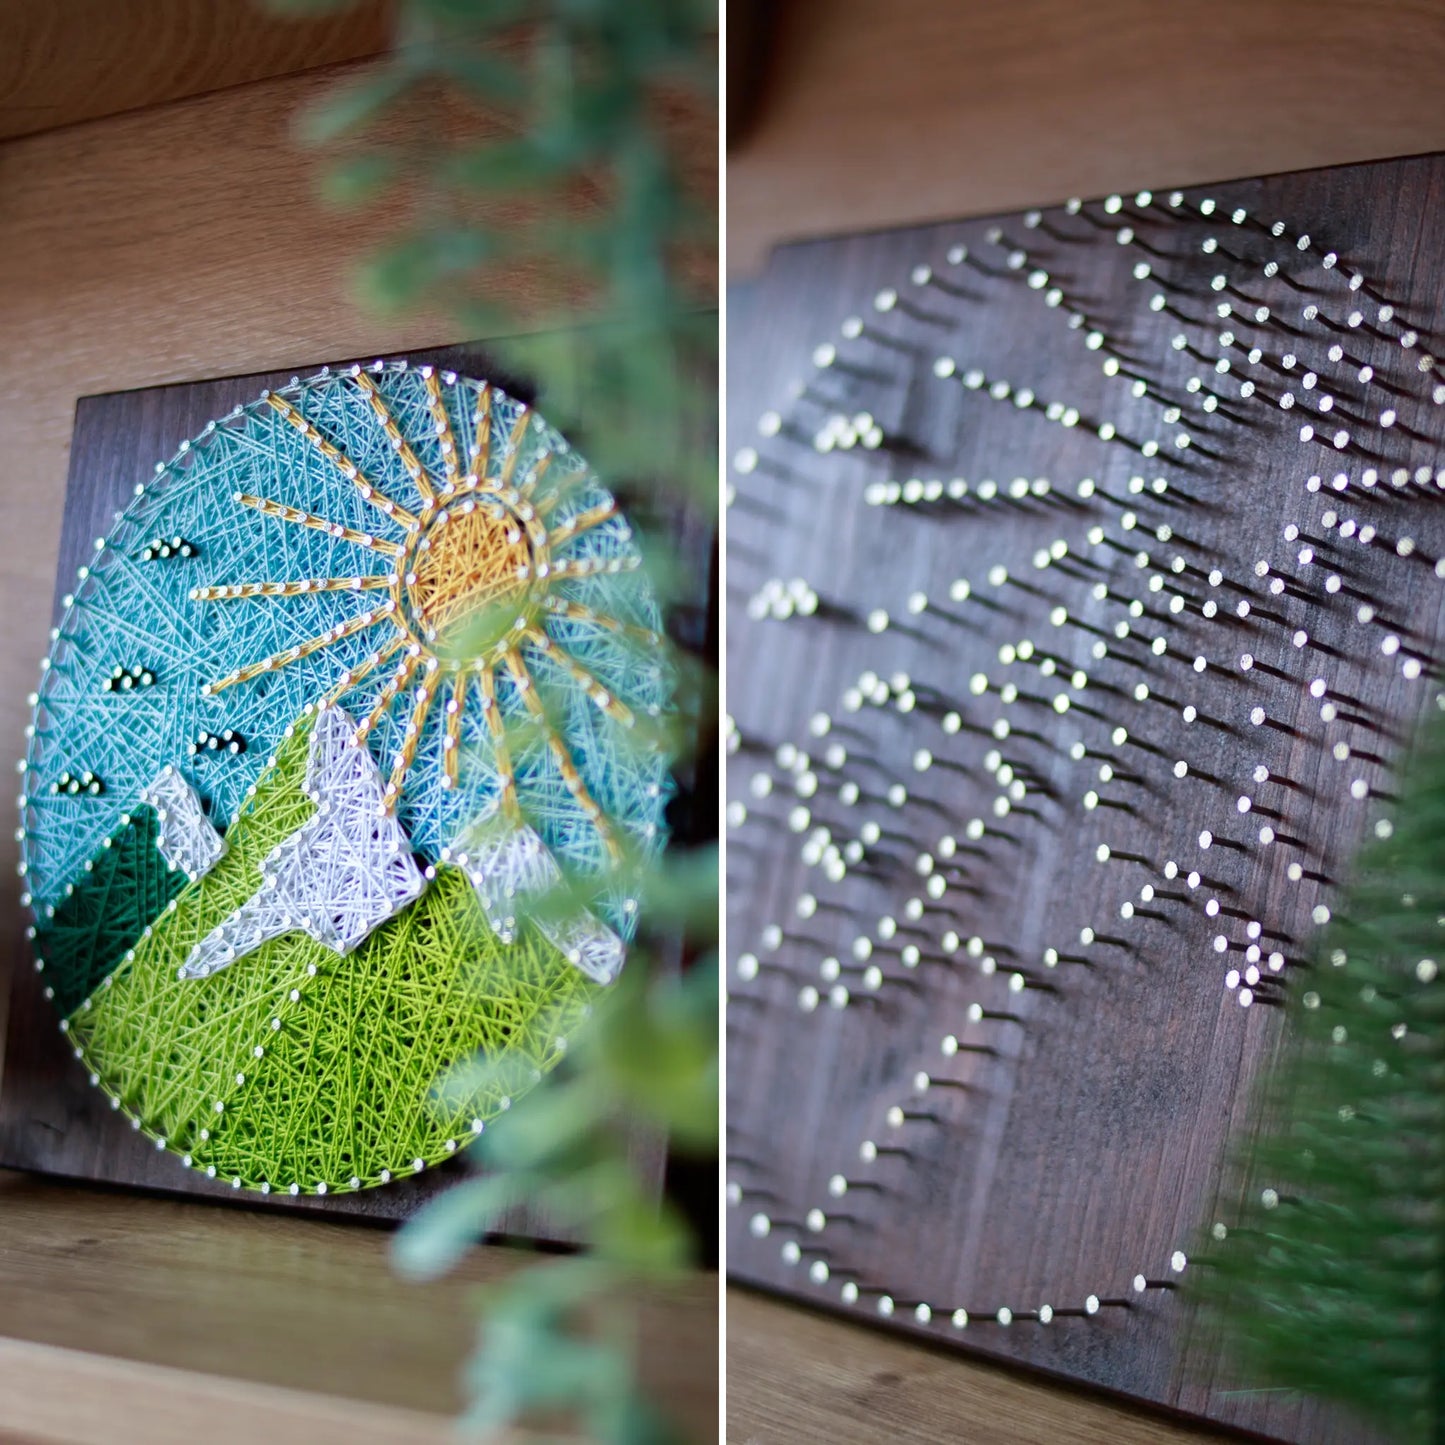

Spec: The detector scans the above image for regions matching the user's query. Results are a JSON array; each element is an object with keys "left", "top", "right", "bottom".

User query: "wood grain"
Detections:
[
  {"left": 727, "top": 0, "right": 1445, "bottom": 274},
  {"left": 0, "top": 1169, "right": 717, "bottom": 1439},
  {"left": 0, "top": 0, "right": 393, "bottom": 141},
  {"left": 0, "top": 1340, "right": 457, "bottom": 1445},
  {"left": 724, "top": 154, "right": 1445, "bottom": 1442},
  {"left": 727, "top": 1287, "right": 1239, "bottom": 1444}
]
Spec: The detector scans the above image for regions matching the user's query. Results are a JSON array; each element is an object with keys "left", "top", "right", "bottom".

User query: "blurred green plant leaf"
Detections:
[
  {"left": 439, "top": 138, "right": 563, "bottom": 191},
  {"left": 410, "top": 0, "right": 533, "bottom": 30},
  {"left": 461, "top": 1259, "right": 640, "bottom": 1437},
  {"left": 320, "top": 151, "right": 399, "bottom": 206},
  {"left": 280, "top": 0, "right": 719, "bottom": 1437},
  {"left": 477, "top": 1081, "right": 611, "bottom": 1174},
  {"left": 634, "top": 849, "right": 719, "bottom": 938},
  {"left": 394, "top": 1171, "right": 523, "bottom": 1281},
  {"left": 428, "top": 48, "right": 529, "bottom": 102},
  {"left": 594, "top": 959, "right": 718, "bottom": 1148},
  {"left": 594, "top": 1190, "right": 693, "bottom": 1274},
  {"left": 356, "top": 227, "right": 497, "bottom": 312},
  {"left": 297, "top": 68, "right": 419, "bottom": 146}
]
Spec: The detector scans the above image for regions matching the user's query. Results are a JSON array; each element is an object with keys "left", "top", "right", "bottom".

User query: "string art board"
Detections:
[
  {"left": 3, "top": 344, "right": 713, "bottom": 1231},
  {"left": 724, "top": 152, "right": 1445, "bottom": 1442}
]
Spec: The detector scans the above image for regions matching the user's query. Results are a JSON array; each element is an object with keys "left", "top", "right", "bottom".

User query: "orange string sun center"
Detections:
[{"left": 400, "top": 495, "right": 549, "bottom": 663}]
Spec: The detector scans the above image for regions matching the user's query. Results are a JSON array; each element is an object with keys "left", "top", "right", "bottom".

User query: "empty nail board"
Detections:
[{"left": 725, "top": 152, "right": 1445, "bottom": 1442}]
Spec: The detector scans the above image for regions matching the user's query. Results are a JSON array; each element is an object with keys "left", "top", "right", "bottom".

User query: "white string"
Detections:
[
  {"left": 180, "top": 704, "right": 425, "bottom": 980},
  {"left": 456, "top": 809, "right": 624, "bottom": 984},
  {"left": 140, "top": 766, "right": 225, "bottom": 882}
]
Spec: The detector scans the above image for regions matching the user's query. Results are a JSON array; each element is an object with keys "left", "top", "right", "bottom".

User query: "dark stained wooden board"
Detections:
[
  {"left": 0, "top": 340, "right": 717, "bottom": 1233},
  {"left": 724, "top": 153, "right": 1445, "bottom": 1442}
]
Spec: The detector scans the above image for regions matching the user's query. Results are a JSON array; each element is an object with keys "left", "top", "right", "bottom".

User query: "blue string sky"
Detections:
[{"left": 22, "top": 361, "right": 673, "bottom": 937}]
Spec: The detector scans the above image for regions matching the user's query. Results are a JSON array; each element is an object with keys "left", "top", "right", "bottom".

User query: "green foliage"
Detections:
[
  {"left": 458, "top": 1259, "right": 680, "bottom": 1444},
  {"left": 295, "top": 67, "right": 419, "bottom": 145},
  {"left": 258, "top": 0, "right": 717, "bottom": 1435},
  {"left": 318, "top": 151, "right": 399, "bottom": 206},
  {"left": 1193, "top": 704, "right": 1445, "bottom": 1441},
  {"left": 267, "top": 0, "right": 717, "bottom": 513},
  {"left": 397, "top": 939, "right": 717, "bottom": 1439}
]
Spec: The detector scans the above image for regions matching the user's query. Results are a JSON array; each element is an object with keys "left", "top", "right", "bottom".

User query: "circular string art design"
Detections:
[{"left": 19, "top": 359, "right": 672, "bottom": 1195}]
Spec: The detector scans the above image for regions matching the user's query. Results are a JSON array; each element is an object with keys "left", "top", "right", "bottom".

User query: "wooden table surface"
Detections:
[
  {"left": 0, "top": 1169, "right": 717, "bottom": 1443},
  {"left": 727, "top": 1288, "right": 1246, "bottom": 1443},
  {"left": 727, "top": 0, "right": 1445, "bottom": 273}
]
